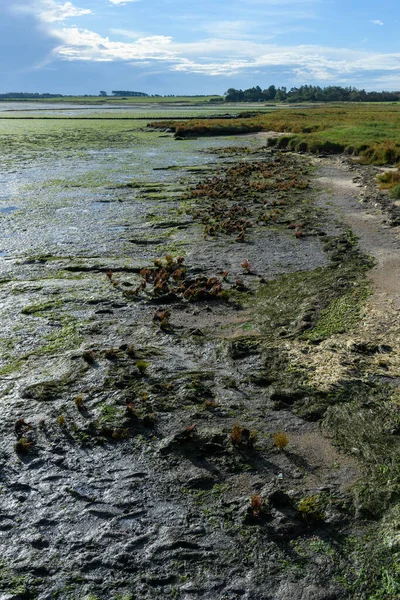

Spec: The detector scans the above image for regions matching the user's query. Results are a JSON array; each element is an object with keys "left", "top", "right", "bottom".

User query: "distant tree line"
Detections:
[
  {"left": 0, "top": 92, "right": 64, "bottom": 99},
  {"left": 111, "top": 90, "right": 149, "bottom": 97},
  {"left": 0, "top": 91, "right": 150, "bottom": 99},
  {"left": 224, "top": 85, "right": 400, "bottom": 103}
]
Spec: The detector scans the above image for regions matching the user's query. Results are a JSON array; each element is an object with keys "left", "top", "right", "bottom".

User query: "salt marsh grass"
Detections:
[{"left": 152, "top": 103, "right": 400, "bottom": 164}]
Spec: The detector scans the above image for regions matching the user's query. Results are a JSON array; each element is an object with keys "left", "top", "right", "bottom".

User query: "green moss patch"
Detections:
[
  {"left": 39, "top": 321, "right": 82, "bottom": 355},
  {"left": 306, "top": 283, "right": 369, "bottom": 341},
  {"left": 21, "top": 299, "right": 64, "bottom": 316}
]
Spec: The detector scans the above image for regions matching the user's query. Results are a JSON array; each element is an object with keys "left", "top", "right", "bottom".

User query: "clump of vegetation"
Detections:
[
  {"left": 126, "top": 344, "right": 136, "bottom": 358},
  {"left": 57, "top": 415, "right": 66, "bottom": 427},
  {"left": 250, "top": 494, "right": 263, "bottom": 518},
  {"left": 15, "top": 437, "right": 34, "bottom": 454},
  {"left": 230, "top": 424, "right": 257, "bottom": 448},
  {"left": 230, "top": 424, "right": 242, "bottom": 445},
  {"left": 136, "top": 360, "right": 149, "bottom": 375},
  {"left": 103, "top": 348, "right": 119, "bottom": 360},
  {"left": 14, "top": 418, "right": 33, "bottom": 438},
  {"left": 150, "top": 119, "right": 263, "bottom": 138},
  {"left": 82, "top": 350, "right": 96, "bottom": 365},
  {"left": 203, "top": 399, "right": 217, "bottom": 410},
  {"left": 125, "top": 402, "right": 138, "bottom": 421},
  {"left": 297, "top": 495, "right": 326, "bottom": 524},
  {"left": 244, "top": 493, "right": 270, "bottom": 524},
  {"left": 390, "top": 184, "right": 400, "bottom": 199},
  {"left": 272, "top": 431, "right": 289, "bottom": 450},
  {"left": 111, "top": 428, "right": 129, "bottom": 440},
  {"left": 241, "top": 259, "right": 253, "bottom": 272},
  {"left": 377, "top": 169, "right": 400, "bottom": 189},
  {"left": 153, "top": 308, "right": 172, "bottom": 331},
  {"left": 74, "top": 395, "right": 86, "bottom": 412},
  {"left": 125, "top": 255, "right": 226, "bottom": 303}
]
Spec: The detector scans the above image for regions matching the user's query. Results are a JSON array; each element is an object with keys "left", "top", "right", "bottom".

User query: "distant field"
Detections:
[
  {"left": 0, "top": 95, "right": 224, "bottom": 105},
  {"left": 151, "top": 103, "right": 400, "bottom": 165}
]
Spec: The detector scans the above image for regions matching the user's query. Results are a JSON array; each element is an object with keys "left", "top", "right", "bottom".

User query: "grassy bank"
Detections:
[{"left": 150, "top": 103, "right": 400, "bottom": 164}]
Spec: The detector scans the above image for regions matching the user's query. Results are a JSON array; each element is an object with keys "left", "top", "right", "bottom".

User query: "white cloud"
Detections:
[
  {"left": 16, "top": 1, "right": 92, "bottom": 23},
  {"left": 52, "top": 28, "right": 177, "bottom": 61},
  {"left": 49, "top": 25, "right": 400, "bottom": 85},
  {"left": 370, "top": 20, "right": 384, "bottom": 26}
]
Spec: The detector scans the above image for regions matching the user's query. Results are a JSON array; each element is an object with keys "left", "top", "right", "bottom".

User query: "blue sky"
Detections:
[{"left": 1, "top": 0, "right": 399, "bottom": 95}]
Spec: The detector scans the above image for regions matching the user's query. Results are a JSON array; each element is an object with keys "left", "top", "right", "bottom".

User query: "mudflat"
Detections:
[{"left": 0, "top": 106, "right": 399, "bottom": 600}]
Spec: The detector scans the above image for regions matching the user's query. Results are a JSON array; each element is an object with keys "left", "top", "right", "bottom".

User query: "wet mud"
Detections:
[{"left": 0, "top": 119, "right": 399, "bottom": 600}]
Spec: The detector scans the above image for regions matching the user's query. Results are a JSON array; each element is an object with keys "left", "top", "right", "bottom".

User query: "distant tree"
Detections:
[
  {"left": 99, "top": 91, "right": 107, "bottom": 97},
  {"left": 274, "top": 87, "right": 287, "bottom": 102},
  {"left": 111, "top": 90, "right": 149, "bottom": 97},
  {"left": 263, "top": 85, "right": 276, "bottom": 101}
]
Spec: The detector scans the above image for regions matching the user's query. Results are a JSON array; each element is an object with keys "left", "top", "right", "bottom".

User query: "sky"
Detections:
[{"left": 1, "top": 0, "right": 400, "bottom": 95}]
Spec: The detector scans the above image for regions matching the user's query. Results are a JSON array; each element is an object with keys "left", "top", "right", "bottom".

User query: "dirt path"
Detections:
[
  {"left": 315, "top": 156, "right": 400, "bottom": 309},
  {"left": 289, "top": 156, "right": 400, "bottom": 391}
]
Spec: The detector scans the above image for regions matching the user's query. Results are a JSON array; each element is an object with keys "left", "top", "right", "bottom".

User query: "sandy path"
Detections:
[{"left": 315, "top": 156, "right": 400, "bottom": 309}]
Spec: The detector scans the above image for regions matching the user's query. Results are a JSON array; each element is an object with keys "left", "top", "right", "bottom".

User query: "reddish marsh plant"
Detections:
[
  {"left": 82, "top": 350, "right": 96, "bottom": 365},
  {"left": 273, "top": 431, "right": 289, "bottom": 450},
  {"left": 250, "top": 494, "right": 263, "bottom": 518},
  {"left": 241, "top": 259, "right": 252, "bottom": 272}
]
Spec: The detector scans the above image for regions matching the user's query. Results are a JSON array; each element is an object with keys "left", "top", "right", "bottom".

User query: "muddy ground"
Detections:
[{"left": 0, "top": 137, "right": 399, "bottom": 600}]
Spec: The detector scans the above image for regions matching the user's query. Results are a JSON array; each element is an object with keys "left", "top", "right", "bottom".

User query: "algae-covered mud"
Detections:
[{"left": 0, "top": 108, "right": 399, "bottom": 600}]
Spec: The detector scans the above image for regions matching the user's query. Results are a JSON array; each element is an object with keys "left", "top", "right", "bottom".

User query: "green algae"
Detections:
[
  {"left": 324, "top": 381, "right": 400, "bottom": 516},
  {"left": 21, "top": 299, "right": 64, "bottom": 315},
  {"left": 0, "top": 319, "right": 82, "bottom": 376},
  {"left": 251, "top": 230, "right": 372, "bottom": 340},
  {"left": 306, "top": 282, "right": 370, "bottom": 341},
  {"left": 40, "top": 171, "right": 115, "bottom": 189},
  {"left": 0, "top": 114, "right": 257, "bottom": 162},
  {"left": 0, "top": 357, "right": 27, "bottom": 377},
  {"left": 39, "top": 321, "right": 82, "bottom": 355},
  {"left": 339, "top": 522, "right": 400, "bottom": 600},
  {"left": 254, "top": 265, "right": 367, "bottom": 340},
  {"left": 0, "top": 562, "right": 31, "bottom": 597},
  {"left": 98, "top": 404, "right": 126, "bottom": 427}
]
